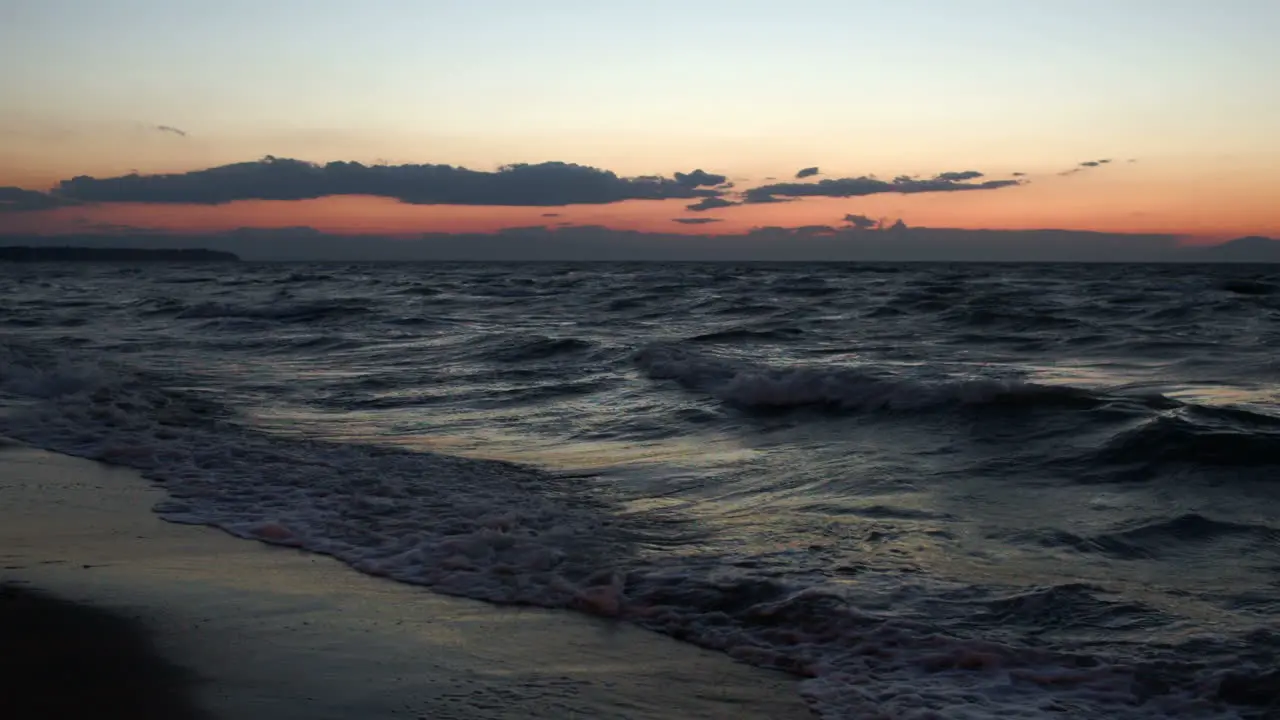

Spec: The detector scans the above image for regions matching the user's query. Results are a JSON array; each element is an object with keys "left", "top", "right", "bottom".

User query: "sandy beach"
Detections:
[{"left": 0, "top": 437, "right": 814, "bottom": 720}]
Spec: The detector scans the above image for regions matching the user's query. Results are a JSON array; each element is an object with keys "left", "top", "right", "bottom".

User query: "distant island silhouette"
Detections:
[
  {"left": 1199, "top": 236, "right": 1280, "bottom": 262},
  {"left": 0, "top": 246, "right": 239, "bottom": 262}
]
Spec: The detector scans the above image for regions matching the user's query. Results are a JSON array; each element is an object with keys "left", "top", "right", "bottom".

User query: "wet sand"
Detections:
[{"left": 0, "top": 438, "right": 814, "bottom": 720}]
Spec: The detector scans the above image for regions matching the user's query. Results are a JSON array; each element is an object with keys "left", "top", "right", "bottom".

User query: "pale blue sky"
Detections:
[
  {"left": 2, "top": 0, "right": 1277, "bottom": 175},
  {"left": 2, "top": 0, "right": 1278, "bottom": 238}
]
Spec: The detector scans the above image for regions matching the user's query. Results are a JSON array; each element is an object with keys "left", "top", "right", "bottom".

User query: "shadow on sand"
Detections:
[{"left": 1, "top": 584, "right": 208, "bottom": 720}]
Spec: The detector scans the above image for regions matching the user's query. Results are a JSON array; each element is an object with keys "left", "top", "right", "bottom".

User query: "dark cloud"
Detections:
[
  {"left": 933, "top": 170, "right": 984, "bottom": 182},
  {"left": 744, "top": 171, "right": 1022, "bottom": 204},
  {"left": 0, "top": 186, "right": 73, "bottom": 212},
  {"left": 686, "top": 197, "right": 740, "bottom": 212},
  {"left": 155, "top": 125, "right": 187, "bottom": 137},
  {"left": 1012, "top": 172, "right": 1027, "bottom": 177},
  {"left": 843, "top": 213, "right": 880, "bottom": 230},
  {"left": 4, "top": 158, "right": 1042, "bottom": 216},
  {"left": 50, "top": 156, "right": 732, "bottom": 207},
  {"left": 672, "top": 217, "right": 723, "bottom": 225},
  {"left": 795, "top": 166, "right": 820, "bottom": 179},
  {"left": 1058, "top": 159, "right": 1116, "bottom": 177},
  {"left": 673, "top": 169, "right": 728, "bottom": 188},
  {"left": 70, "top": 220, "right": 153, "bottom": 233}
]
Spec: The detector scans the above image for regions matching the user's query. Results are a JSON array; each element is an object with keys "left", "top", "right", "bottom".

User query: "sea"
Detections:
[{"left": 1, "top": 260, "right": 1278, "bottom": 719}]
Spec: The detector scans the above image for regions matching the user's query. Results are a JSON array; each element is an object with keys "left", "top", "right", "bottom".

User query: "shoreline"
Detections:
[{"left": 0, "top": 438, "right": 814, "bottom": 720}]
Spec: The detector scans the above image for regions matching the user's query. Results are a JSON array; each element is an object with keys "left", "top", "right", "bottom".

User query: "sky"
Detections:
[{"left": 1, "top": 0, "right": 1278, "bottom": 243}]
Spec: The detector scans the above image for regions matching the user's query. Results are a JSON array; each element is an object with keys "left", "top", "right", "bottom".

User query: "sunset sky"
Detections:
[{"left": 2, "top": 0, "right": 1278, "bottom": 241}]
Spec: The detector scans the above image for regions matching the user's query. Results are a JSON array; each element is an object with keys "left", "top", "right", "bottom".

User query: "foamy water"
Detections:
[{"left": 2, "top": 261, "right": 1278, "bottom": 718}]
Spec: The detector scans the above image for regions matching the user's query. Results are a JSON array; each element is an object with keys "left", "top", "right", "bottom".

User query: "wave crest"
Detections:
[{"left": 635, "top": 344, "right": 1105, "bottom": 413}]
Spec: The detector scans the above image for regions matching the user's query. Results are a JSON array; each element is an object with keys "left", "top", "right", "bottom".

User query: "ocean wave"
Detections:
[
  {"left": 283, "top": 271, "right": 337, "bottom": 283},
  {"left": 484, "top": 335, "right": 595, "bottom": 363},
  {"left": 174, "top": 299, "right": 374, "bottom": 322},
  {"left": 688, "top": 326, "right": 805, "bottom": 343},
  {"left": 4, "top": 259, "right": 1279, "bottom": 719},
  {"left": 1008, "top": 514, "right": 1280, "bottom": 560},
  {"left": 624, "top": 575, "right": 1243, "bottom": 718},
  {"left": 1100, "top": 413, "right": 1280, "bottom": 470},
  {"left": 1095, "top": 514, "right": 1280, "bottom": 557},
  {"left": 634, "top": 343, "right": 1108, "bottom": 413},
  {"left": 770, "top": 283, "right": 841, "bottom": 297},
  {"left": 941, "top": 306, "right": 1087, "bottom": 331},
  {"left": 710, "top": 301, "right": 782, "bottom": 316},
  {"left": 0, "top": 340, "right": 1272, "bottom": 718},
  {"left": 394, "top": 284, "right": 443, "bottom": 296},
  {"left": 973, "top": 583, "right": 1170, "bottom": 632},
  {"left": 1220, "top": 279, "right": 1277, "bottom": 296}
]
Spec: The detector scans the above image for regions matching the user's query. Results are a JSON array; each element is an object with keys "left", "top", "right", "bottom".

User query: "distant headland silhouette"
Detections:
[{"left": 0, "top": 246, "right": 239, "bottom": 263}]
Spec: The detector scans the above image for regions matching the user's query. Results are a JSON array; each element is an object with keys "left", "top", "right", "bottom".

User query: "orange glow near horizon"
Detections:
[
  {"left": 4, "top": 194, "right": 1276, "bottom": 244},
  {"left": 2, "top": 154, "right": 1278, "bottom": 242}
]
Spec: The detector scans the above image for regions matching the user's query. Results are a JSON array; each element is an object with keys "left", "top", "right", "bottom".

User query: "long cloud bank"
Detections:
[{"left": 2, "top": 156, "right": 1025, "bottom": 212}]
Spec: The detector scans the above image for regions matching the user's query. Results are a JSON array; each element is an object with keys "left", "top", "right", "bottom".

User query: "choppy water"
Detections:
[{"left": 2, "top": 261, "right": 1279, "bottom": 718}]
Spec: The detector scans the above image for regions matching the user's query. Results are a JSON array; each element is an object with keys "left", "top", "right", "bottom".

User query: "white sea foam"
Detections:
[{"left": 0, "top": 343, "right": 628, "bottom": 609}]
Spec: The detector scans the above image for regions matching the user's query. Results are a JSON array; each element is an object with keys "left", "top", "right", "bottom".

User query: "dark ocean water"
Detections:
[{"left": 2, "top": 261, "right": 1278, "bottom": 718}]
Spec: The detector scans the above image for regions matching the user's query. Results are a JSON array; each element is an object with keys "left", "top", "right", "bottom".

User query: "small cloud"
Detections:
[
  {"left": 673, "top": 169, "right": 728, "bottom": 188},
  {"left": 1057, "top": 158, "right": 1118, "bottom": 177},
  {"left": 795, "top": 166, "right": 820, "bottom": 179},
  {"left": 541, "top": 212, "right": 562, "bottom": 217},
  {"left": 934, "top": 170, "right": 984, "bottom": 182},
  {"left": 1012, "top": 172, "right": 1027, "bottom": 177},
  {"left": 672, "top": 217, "right": 723, "bottom": 225},
  {"left": 686, "top": 197, "right": 740, "bottom": 212},
  {"left": 155, "top": 125, "right": 187, "bottom": 137},
  {"left": 843, "top": 213, "right": 879, "bottom": 230},
  {"left": 1127, "top": 158, "right": 1138, "bottom": 163}
]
